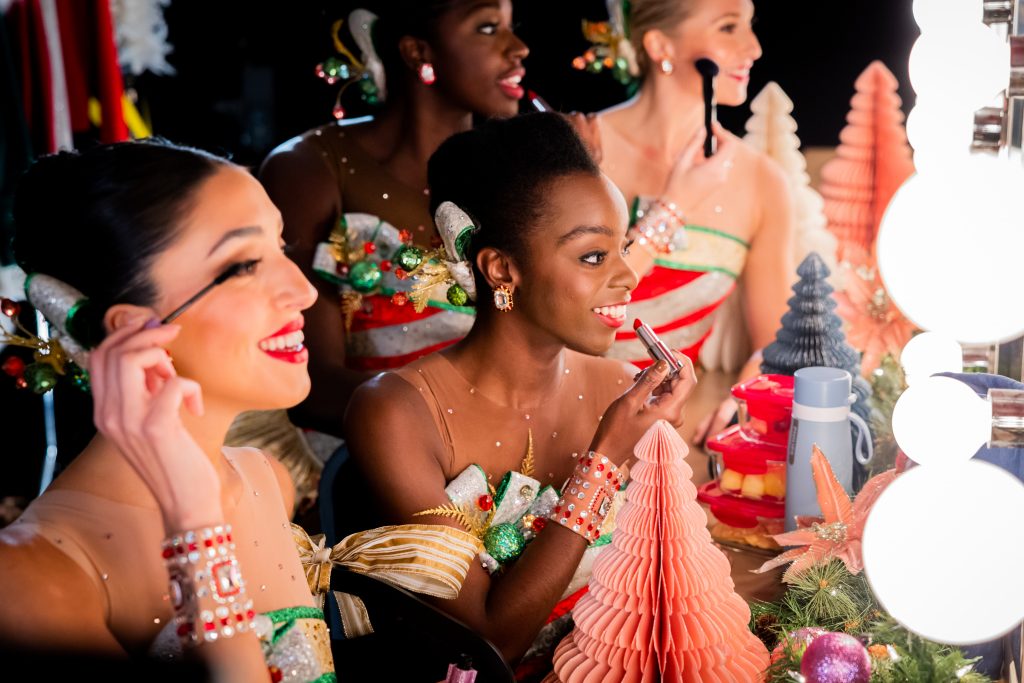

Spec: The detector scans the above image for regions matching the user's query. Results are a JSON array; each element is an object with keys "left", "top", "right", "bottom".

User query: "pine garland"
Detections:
[
  {"left": 750, "top": 559, "right": 990, "bottom": 682},
  {"left": 867, "top": 353, "right": 906, "bottom": 477}
]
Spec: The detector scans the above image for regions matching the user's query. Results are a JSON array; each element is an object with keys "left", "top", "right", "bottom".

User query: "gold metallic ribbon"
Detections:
[{"left": 293, "top": 523, "right": 484, "bottom": 609}]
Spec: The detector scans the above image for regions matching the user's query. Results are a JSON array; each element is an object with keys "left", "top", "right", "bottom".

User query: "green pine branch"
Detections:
[{"left": 750, "top": 559, "right": 991, "bottom": 683}]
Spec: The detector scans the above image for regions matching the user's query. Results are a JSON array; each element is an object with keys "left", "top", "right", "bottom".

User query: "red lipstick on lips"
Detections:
[
  {"left": 498, "top": 68, "right": 525, "bottom": 100},
  {"left": 594, "top": 302, "right": 628, "bottom": 329},
  {"left": 259, "top": 318, "right": 307, "bottom": 364}
]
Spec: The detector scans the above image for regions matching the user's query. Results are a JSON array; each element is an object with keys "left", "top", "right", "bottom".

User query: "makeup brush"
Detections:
[
  {"left": 160, "top": 260, "right": 254, "bottom": 325},
  {"left": 695, "top": 58, "right": 719, "bottom": 158}
]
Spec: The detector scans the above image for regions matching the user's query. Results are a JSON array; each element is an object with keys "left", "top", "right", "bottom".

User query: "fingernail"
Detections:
[
  {"left": 655, "top": 360, "right": 669, "bottom": 373},
  {"left": 143, "top": 318, "right": 161, "bottom": 330}
]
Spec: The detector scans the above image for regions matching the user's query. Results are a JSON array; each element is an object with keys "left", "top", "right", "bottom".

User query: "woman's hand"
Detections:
[
  {"left": 565, "top": 112, "right": 603, "bottom": 165},
  {"left": 590, "top": 355, "right": 698, "bottom": 465},
  {"left": 662, "top": 122, "right": 737, "bottom": 210},
  {"left": 692, "top": 396, "right": 739, "bottom": 448},
  {"left": 89, "top": 318, "right": 222, "bottom": 533}
]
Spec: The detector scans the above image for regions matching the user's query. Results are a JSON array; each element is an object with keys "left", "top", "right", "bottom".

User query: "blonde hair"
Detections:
[{"left": 627, "top": 0, "right": 696, "bottom": 76}]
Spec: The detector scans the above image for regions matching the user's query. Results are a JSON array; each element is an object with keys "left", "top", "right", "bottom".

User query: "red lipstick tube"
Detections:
[{"left": 633, "top": 319, "right": 683, "bottom": 379}]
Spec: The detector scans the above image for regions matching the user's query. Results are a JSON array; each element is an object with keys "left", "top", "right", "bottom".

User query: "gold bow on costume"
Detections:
[{"left": 292, "top": 523, "right": 484, "bottom": 609}]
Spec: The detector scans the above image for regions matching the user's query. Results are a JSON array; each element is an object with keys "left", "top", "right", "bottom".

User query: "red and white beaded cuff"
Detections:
[
  {"left": 162, "top": 524, "right": 255, "bottom": 646},
  {"left": 550, "top": 452, "right": 624, "bottom": 543}
]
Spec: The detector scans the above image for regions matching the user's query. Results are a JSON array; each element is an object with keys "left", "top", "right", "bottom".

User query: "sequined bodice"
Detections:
[
  {"left": 608, "top": 220, "right": 750, "bottom": 366},
  {"left": 309, "top": 123, "right": 474, "bottom": 371}
]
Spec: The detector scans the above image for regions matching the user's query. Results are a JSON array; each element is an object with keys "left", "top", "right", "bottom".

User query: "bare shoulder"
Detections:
[
  {"left": 344, "top": 370, "right": 434, "bottom": 444},
  {"left": 227, "top": 446, "right": 297, "bottom": 516},
  {"left": 0, "top": 528, "right": 120, "bottom": 651},
  {"left": 343, "top": 368, "right": 453, "bottom": 522},
  {"left": 259, "top": 128, "right": 336, "bottom": 189},
  {"left": 733, "top": 140, "right": 788, "bottom": 190}
]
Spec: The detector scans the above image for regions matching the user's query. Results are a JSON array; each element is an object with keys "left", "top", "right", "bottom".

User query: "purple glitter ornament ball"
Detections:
[{"left": 800, "top": 632, "right": 871, "bottom": 683}]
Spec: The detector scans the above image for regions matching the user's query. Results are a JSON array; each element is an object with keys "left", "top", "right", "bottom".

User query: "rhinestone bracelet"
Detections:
[
  {"left": 162, "top": 524, "right": 255, "bottom": 646},
  {"left": 550, "top": 452, "right": 625, "bottom": 543}
]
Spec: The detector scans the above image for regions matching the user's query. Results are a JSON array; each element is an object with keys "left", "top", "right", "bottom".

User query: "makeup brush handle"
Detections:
[{"left": 702, "top": 78, "right": 717, "bottom": 158}]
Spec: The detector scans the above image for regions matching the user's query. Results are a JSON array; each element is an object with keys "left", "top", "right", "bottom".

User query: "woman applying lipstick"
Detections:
[
  {"left": 0, "top": 141, "right": 333, "bottom": 681},
  {"left": 339, "top": 113, "right": 696, "bottom": 674},
  {"left": 583, "top": 0, "right": 795, "bottom": 444},
  {"left": 255, "top": 0, "right": 530, "bottom": 440}
]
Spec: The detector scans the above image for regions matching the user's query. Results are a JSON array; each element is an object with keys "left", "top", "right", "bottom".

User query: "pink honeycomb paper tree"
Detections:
[
  {"left": 543, "top": 421, "right": 769, "bottom": 683},
  {"left": 820, "top": 61, "right": 915, "bottom": 263}
]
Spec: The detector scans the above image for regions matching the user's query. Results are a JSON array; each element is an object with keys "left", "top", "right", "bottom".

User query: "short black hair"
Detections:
[
  {"left": 427, "top": 112, "right": 599, "bottom": 297},
  {"left": 13, "top": 138, "right": 230, "bottom": 344}
]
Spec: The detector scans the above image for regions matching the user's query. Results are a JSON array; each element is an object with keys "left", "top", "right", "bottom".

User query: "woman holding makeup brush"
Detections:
[
  {"left": 0, "top": 140, "right": 334, "bottom": 682},
  {"left": 574, "top": 0, "right": 795, "bottom": 446}
]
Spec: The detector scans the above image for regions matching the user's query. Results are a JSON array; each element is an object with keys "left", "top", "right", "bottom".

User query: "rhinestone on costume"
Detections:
[
  {"left": 212, "top": 561, "right": 243, "bottom": 600},
  {"left": 446, "top": 284, "right": 469, "bottom": 307},
  {"left": 395, "top": 245, "right": 424, "bottom": 272},
  {"left": 483, "top": 523, "right": 526, "bottom": 564},
  {"left": 347, "top": 260, "right": 382, "bottom": 293}
]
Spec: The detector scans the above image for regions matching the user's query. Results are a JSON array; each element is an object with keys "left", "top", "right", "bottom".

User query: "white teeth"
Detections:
[
  {"left": 502, "top": 74, "right": 522, "bottom": 85},
  {"left": 593, "top": 305, "right": 627, "bottom": 320},
  {"left": 259, "top": 330, "right": 304, "bottom": 352}
]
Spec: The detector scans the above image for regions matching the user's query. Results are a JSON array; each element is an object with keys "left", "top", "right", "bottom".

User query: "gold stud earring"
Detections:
[{"left": 492, "top": 285, "right": 514, "bottom": 312}]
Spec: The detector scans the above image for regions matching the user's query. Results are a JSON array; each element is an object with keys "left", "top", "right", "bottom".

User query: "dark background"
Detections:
[
  {"left": 2, "top": 0, "right": 920, "bottom": 500},
  {"left": 132, "top": 0, "right": 921, "bottom": 165}
]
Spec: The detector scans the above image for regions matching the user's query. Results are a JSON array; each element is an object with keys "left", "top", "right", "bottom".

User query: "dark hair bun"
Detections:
[{"left": 13, "top": 139, "right": 228, "bottom": 343}]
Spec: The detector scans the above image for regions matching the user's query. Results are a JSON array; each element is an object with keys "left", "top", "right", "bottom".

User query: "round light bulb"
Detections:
[
  {"left": 892, "top": 376, "right": 991, "bottom": 466},
  {"left": 900, "top": 332, "right": 962, "bottom": 386},
  {"left": 877, "top": 158, "right": 1024, "bottom": 344},
  {"left": 905, "top": 101, "right": 975, "bottom": 172},
  {"left": 908, "top": 26, "right": 1009, "bottom": 110},
  {"left": 912, "top": 0, "right": 982, "bottom": 33},
  {"left": 863, "top": 460, "right": 1024, "bottom": 645}
]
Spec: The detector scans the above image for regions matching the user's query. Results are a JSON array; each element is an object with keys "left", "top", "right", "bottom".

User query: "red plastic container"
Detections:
[
  {"left": 731, "top": 374, "right": 795, "bottom": 446},
  {"left": 697, "top": 481, "right": 784, "bottom": 529},
  {"left": 698, "top": 374, "right": 794, "bottom": 528}
]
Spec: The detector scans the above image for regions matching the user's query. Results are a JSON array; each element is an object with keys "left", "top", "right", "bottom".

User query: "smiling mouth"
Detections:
[
  {"left": 498, "top": 73, "right": 525, "bottom": 99},
  {"left": 257, "top": 320, "right": 307, "bottom": 363},
  {"left": 593, "top": 304, "right": 628, "bottom": 328},
  {"left": 258, "top": 329, "right": 304, "bottom": 353}
]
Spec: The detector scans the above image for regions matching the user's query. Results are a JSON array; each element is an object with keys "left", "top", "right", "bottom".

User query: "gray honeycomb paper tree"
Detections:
[{"left": 761, "top": 252, "right": 872, "bottom": 427}]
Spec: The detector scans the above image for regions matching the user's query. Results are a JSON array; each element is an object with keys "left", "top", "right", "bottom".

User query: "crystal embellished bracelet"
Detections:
[
  {"left": 162, "top": 524, "right": 255, "bottom": 646},
  {"left": 549, "top": 452, "right": 625, "bottom": 543}
]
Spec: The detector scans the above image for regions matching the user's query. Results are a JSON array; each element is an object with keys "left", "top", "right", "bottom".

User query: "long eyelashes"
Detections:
[{"left": 231, "top": 258, "right": 262, "bottom": 278}]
